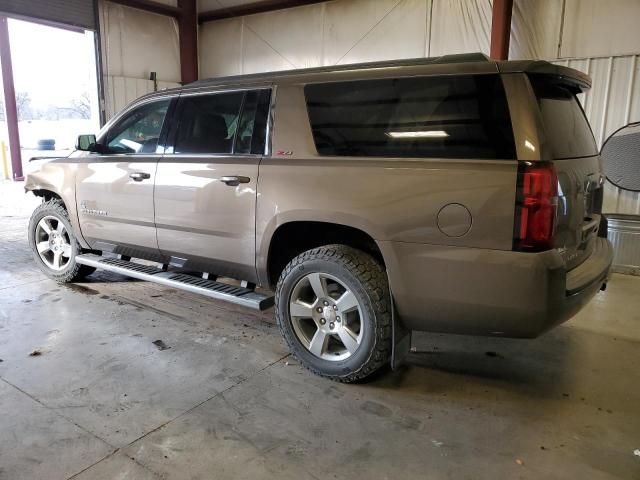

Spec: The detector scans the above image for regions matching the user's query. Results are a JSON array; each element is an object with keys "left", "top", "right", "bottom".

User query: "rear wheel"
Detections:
[
  {"left": 275, "top": 244, "right": 391, "bottom": 382},
  {"left": 28, "top": 199, "right": 96, "bottom": 282}
]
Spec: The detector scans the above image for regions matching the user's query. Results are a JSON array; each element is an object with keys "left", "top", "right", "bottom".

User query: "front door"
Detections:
[
  {"left": 154, "top": 89, "right": 271, "bottom": 282},
  {"left": 76, "top": 98, "right": 172, "bottom": 259}
]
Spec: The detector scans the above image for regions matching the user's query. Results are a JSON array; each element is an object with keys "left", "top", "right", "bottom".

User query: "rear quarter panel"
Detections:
[{"left": 256, "top": 85, "right": 519, "bottom": 284}]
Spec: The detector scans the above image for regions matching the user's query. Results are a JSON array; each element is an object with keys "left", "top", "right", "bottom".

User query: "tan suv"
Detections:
[{"left": 25, "top": 53, "right": 613, "bottom": 382}]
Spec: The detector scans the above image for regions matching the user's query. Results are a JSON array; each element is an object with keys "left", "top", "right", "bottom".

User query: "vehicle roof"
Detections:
[{"left": 138, "top": 52, "right": 591, "bottom": 102}]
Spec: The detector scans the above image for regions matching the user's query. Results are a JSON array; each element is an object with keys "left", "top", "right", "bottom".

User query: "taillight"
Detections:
[{"left": 513, "top": 162, "right": 558, "bottom": 252}]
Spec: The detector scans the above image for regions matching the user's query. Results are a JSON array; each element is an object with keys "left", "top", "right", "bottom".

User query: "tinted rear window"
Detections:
[
  {"left": 304, "top": 74, "right": 516, "bottom": 159},
  {"left": 530, "top": 76, "right": 598, "bottom": 159}
]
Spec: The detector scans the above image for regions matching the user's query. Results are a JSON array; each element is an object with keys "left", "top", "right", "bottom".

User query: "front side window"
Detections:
[
  {"left": 106, "top": 99, "right": 170, "bottom": 154},
  {"left": 305, "top": 74, "right": 516, "bottom": 159}
]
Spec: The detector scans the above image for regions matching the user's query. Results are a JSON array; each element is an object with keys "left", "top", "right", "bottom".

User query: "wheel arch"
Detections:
[
  {"left": 31, "top": 188, "right": 66, "bottom": 207},
  {"left": 263, "top": 220, "right": 385, "bottom": 289}
]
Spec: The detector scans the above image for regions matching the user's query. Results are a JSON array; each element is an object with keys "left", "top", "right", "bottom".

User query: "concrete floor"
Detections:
[{"left": 1, "top": 180, "right": 639, "bottom": 480}]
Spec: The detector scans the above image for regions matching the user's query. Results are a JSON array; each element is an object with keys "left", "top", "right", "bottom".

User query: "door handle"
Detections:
[
  {"left": 130, "top": 172, "right": 151, "bottom": 182},
  {"left": 220, "top": 175, "right": 250, "bottom": 186}
]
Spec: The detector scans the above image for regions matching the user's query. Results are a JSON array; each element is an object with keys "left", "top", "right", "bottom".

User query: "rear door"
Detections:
[
  {"left": 76, "top": 98, "right": 172, "bottom": 258},
  {"left": 529, "top": 75, "right": 603, "bottom": 270},
  {"left": 154, "top": 88, "right": 271, "bottom": 281}
]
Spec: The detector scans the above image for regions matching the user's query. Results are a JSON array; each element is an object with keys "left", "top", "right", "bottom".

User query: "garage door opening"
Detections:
[{"left": 0, "top": 17, "right": 100, "bottom": 179}]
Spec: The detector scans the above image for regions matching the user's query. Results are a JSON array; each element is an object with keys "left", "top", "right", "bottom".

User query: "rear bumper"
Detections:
[{"left": 380, "top": 237, "right": 613, "bottom": 338}]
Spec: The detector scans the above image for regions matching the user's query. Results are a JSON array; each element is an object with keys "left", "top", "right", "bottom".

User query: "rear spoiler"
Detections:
[{"left": 498, "top": 60, "right": 592, "bottom": 93}]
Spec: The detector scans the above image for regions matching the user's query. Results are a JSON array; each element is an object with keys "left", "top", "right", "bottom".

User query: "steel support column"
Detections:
[
  {"left": 178, "top": 0, "right": 198, "bottom": 84},
  {"left": 0, "top": 16, "right": 22, "bottom": 181},
  {"left": 490, "top": 0, "right": 513, "bottom": 60}
]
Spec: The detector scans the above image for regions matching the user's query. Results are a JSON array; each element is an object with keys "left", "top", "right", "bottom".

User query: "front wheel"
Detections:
[
  {"left": 28, "top": 199, "right": 96, "bottom": 283},
  {"left": 275, "top": 245, "right": 392, "bottom": 383}
]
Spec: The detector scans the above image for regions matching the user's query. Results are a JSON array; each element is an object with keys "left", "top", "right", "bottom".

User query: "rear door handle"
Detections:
[
  {"left": 220, "top": 176, "right": 250, "bottom": 186},
  {"left": 130, "top": 172, "right": 151, "bottom": 182}
]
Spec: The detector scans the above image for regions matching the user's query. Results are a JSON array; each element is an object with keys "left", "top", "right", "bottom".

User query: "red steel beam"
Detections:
[
  {"left": 0, "top": 16, "right": 23, "bottom": 181},
  {"left": 199, "top": 0, "right": 326, "bottom": 23},
  {"left": 178, "top": 0, "right": 198, "bottom": 84},
  {"left": 106, "top": 0, "right": 182, "bottom": 18},
  {"left": 490, "top": 0, "right": 513, "bottom": 60}
]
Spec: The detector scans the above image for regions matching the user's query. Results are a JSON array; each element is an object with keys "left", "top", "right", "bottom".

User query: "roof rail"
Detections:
[{"left": 189, "top": 52, "right": 492, "bottom": 87}]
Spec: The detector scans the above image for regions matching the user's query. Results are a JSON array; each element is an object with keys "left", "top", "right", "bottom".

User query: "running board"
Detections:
[{"left": 75, "top": 253, "right": 274, "bottom": 311}]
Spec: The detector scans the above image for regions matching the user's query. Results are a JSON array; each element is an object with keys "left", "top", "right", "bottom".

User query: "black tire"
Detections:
[
  {"left": 28, "top": 199, "right": 96, "bottom": 283},
  {"left": 275, "top": 244, "right": 392, "bottom": 383}
]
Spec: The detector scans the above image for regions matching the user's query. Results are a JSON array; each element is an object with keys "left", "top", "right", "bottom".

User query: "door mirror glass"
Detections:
[{"left": 77, "top": 134, "right": 97, "bottom": 151}]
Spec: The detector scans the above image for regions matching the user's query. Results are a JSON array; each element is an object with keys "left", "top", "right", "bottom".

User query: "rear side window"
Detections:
[
  {"left": 174, "top": 92, "right": 243, "bottom": 154},
  {"left": 235, "top": 90, "right": 271, "bottom": 155},
  {"left": 173, "top": 89, "right": 271, "bottom": 155},
  {"left": 304, "top": 74, "right": 516, "bottom": 159},
  {"left": 530, "top": 76, "right": 598, "bottom": 159}
]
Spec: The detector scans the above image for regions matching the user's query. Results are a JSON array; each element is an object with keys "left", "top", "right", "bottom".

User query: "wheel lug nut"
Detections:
[
  {"left": 330, "top": 322, "right": 335, "bottom": 329},
  {"left": 320, "top": 318, "right": 326, "bottom": 325},
  {"left": 316, "top": 307, "right": 322, "bottom": 313},
  {"left": 333, "top": 305, "right": 338, "bottom": 310},
  {"left": 323, "top": 301, "right": 329, "bottom": 306},
  {"left": 336, "top": 316, "right": 341, "bottom": 322}
]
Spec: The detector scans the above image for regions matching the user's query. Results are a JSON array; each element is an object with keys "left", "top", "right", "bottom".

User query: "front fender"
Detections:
[{"left": 24, "top": 161, "right": 89, "bottom": 249}]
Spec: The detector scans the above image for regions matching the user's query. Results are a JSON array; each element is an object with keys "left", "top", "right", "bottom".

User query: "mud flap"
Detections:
[{"left": 390, "top": 293, "right": 411, "bottom": 370}]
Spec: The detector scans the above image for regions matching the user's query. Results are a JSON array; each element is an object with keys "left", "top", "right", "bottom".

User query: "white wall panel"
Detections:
[
  {"left": 241, "top": 21, "right": 299, "bottom": 74},
  {"left": 103, "top": 75, "right": 179, "bottom": 119},
  {"left": 332, "top": 0, "right": 428, "bottom": 65},
  {"left": 243, "top": 3, "right": 324, "bottom": 70},
  {"left": 199, "top": 0, "right": 430, "bottom": 77},
  {"left": 560, "top": 0, "right": 640, "bottom": 59},
  {"left": 99, "top": 1, "right": 180, "bottom": 82},
  {"left": 199, "top": 17, "right": 244, "bottom": 77},
  {"left": 510, "top": 0, "right": 562, "bottom": 60},
  {"left": 429, "top": 0, "right": 491, "bottom": 57},
  {"left": 324, "top": 0, "right": 409, "bottom": 65}
]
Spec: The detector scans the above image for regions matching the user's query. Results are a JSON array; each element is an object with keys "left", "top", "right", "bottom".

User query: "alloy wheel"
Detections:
[
  {"left": 34, "top": 215, "right": 72, "bottom": 271},
  {"left": 289, "top": 272, "right": 363, "bottom": 361}
]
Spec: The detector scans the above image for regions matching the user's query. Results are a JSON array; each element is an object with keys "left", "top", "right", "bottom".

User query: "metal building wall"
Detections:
[
  {"left": 555, "top": 55, "right": 640, "bottom": 215},
  {"left": 99, "top": 1, "right": 181, "bottom": 118},
  {"left": 197, "top": 0, "right": 559, "bottom": 78},
  {"left": 103, "top": 75, "right": 180, "bottom": 120}
]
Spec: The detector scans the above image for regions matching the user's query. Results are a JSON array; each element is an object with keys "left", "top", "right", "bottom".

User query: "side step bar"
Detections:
[{"left": 75, "top": 253, "right": 274, "bottom": 311}]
